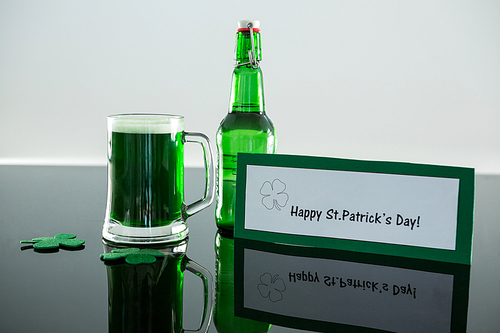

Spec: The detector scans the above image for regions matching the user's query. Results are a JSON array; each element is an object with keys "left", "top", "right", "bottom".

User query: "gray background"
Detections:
[{"left": 1, "top": 0, "right": 499, "bottom": 174}]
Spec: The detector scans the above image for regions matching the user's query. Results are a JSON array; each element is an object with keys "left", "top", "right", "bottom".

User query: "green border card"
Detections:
[
  {"left": 234, "top": 153, "right": 474, "bottom": 332},
  {"left": 235, "top": 153, "right": 474, "bottom": 265}
]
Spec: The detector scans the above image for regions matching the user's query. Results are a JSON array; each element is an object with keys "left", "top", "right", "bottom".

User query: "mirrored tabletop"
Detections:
[{"left": 1, "top": 166, "right": 499, "bottom": 332}]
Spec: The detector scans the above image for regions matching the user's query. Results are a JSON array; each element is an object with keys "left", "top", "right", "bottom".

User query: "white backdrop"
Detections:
[{"left": 1, "top": 0, "right": 499, "bottom": 174}]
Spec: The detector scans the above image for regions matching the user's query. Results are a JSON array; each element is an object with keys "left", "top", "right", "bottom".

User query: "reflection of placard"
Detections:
[
  {"left": 234, "top": 154, "right": 474, "bottom": 332},
  {"left": 235, "top": 239, "right": 470, "bottom": 333}
]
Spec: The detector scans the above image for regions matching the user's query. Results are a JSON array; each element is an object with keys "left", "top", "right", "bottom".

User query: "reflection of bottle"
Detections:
[
  {"left": 216, "top": 19, "right": 277, "bottom": 231},
  {"left": 103, "top": 240, "right": 212, "bottom": 333},
  {"left": 214, "top": 231, "right": 271, "bottom": 333}
]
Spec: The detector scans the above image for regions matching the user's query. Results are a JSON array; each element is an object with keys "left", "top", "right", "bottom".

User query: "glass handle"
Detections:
[
  {"left": 183, "top": 132, "right": 215, "bottom": 219},
  {"left": 184, "top": 258, "right": 214, "bottom": 333}
]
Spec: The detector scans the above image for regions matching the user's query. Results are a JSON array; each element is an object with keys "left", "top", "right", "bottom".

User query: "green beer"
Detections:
[
  {"left": 104, "top": 114, "right": 214, "bottom": 244},
  {"left": 109, "top": 131, "right": 184, "bottom": 227}
]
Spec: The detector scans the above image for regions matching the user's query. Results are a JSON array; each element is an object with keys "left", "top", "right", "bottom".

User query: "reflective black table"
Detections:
[{"left": 1, "top": 166, "right": 499, "bottom": 332}]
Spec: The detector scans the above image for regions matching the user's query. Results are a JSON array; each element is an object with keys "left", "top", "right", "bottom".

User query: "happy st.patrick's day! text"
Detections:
[{"left": 290, "top": 205, "right": 420, "bottom": 231}]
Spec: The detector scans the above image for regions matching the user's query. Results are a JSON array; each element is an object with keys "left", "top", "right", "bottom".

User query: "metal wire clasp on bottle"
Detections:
[{"left": 234, "top": 22, "right": 260, "bottom": 69}]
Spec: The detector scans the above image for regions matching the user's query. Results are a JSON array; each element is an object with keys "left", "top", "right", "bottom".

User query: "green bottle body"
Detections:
[
  {"left": 215, "top": 29, "right": 277, "bottom": 231},
  {"left": 214, "top": 231, "right": 271, "bottom": 332},
  {"left": 216, "top": 112, "right": 275, "bottom": 230}
]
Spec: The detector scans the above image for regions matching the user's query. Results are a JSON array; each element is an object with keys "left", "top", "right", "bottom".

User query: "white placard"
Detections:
[{"left": 244, "top": 165, "right": 460, "bottom": 250}]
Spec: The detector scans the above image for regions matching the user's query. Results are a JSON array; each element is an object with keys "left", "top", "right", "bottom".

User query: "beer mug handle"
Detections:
[
  {"left": 183, "top": 132, "right": 215, "bottom": 218},
  {"left": 184, "top": 257, "right": 214, "bottom": 333}
]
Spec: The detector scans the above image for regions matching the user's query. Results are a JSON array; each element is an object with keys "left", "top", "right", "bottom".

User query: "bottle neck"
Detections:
[
  {"left": 234, "top": 30, "right": 262, "bottom": 65},
  {"left": 229, "top": 31, "right": 265, "bottom": 113}
]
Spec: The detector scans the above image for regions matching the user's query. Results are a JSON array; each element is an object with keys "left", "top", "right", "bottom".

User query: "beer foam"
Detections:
[{"left": 109, "top": 114, "right": 184, "bottom": 134}]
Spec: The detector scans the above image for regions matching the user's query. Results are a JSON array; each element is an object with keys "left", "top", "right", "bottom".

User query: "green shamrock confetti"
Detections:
[
  {"left": 21, "top": 233, "right": 85, "bottom": 250},
  {"left": 100, "top": 248, "right": 165, "bottom": 265},
  {"left": 126, "top": 253, "right": 157, "bottom": 265}
]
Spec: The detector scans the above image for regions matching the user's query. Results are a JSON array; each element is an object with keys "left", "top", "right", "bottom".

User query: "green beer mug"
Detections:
[
  {"left": 103, "top": 240, "right": 213, "bottom": 333},
  {"left": 103, "top": 114, "right": 214, "bottom": 244}
]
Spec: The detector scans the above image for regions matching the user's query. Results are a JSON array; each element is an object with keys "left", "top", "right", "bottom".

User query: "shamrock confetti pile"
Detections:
[
  {"left": 20, "top": 233, "right": 85, "bottom": 250},
  {"left": 100, "top": 248, "right": 166, "bottom": 265}
]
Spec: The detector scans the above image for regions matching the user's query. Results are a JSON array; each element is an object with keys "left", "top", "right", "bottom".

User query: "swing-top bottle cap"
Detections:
[{"left": 237, "top": 19, "right": 260, "bottom": 32}]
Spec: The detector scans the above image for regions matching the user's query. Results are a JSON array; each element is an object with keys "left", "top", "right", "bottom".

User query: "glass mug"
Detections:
[
  {"left": 103, "top": 114, "right": 214, "bottom": 244},
  {"left": 103, "top": 239, "right": 213, "bottom": 333}
]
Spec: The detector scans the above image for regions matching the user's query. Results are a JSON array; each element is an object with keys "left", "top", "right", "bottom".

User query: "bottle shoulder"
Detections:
[{"left": 218, "top": 112, "right": 275, "bottom": 132}]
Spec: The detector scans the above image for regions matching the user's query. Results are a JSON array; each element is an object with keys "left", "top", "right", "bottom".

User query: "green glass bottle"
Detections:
[
  {"left": 216, "top": 19, "right": 277, "bottom": 231},
  {"left": 214, "top": 231, "right": 271, "bottom": 333}
]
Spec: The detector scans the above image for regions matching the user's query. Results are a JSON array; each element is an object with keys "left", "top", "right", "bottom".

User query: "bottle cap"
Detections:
[{"left": 238, "top": 19, "right": 260, "bottom": 32}]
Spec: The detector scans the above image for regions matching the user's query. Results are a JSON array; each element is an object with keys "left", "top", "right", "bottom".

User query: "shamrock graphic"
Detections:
[
  {"left": 260, "top": 179, "right": 289, "bottom": 211},
  {"left": 100, "top": 248, "right": 166, "bottom": 265},
  {"left": 257, "top": 273, "right": 286, "bottom": 303},
  {"left": 20, "top": 233, "right": 85, "bottom": 251}
]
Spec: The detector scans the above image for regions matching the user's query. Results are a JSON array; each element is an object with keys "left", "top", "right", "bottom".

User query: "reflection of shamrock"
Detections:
[
  {"left": 100, "top": 248, "right": 165, "bottom": 265},
  {"left": 260, "top": 179, "right": 289, "bottom": 211},
  {"left": 257, "top": 273, "right": 286, "bottom": 303},
  {"left": 20, "top": 233, "right": 85, "bottom": 250}
]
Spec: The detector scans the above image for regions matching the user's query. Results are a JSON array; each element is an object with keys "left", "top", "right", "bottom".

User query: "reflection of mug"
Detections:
[
  {"left": 103, "top": 240, "right": 213, "bottom": 333},
  {"left": 214, "top": 231, "right": 270, "bottom": 333},
  {"left": 103, "top": 114, "right": 214, "bottom": 244}
]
